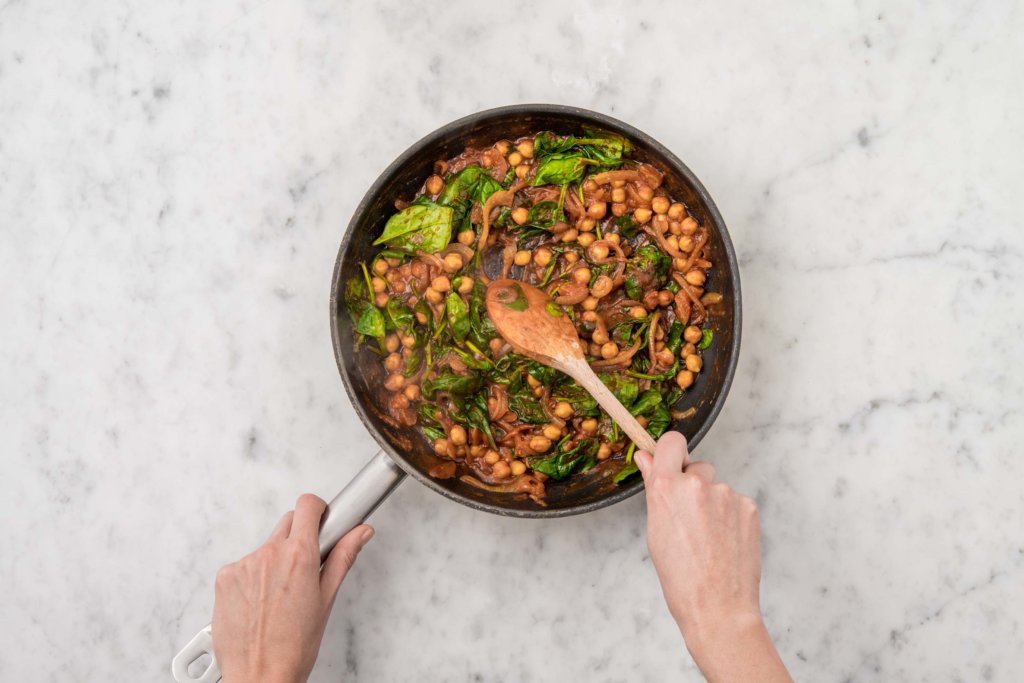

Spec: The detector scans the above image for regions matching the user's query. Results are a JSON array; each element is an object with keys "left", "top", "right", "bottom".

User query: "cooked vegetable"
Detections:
[{"left": 353, "top": 130, "right": 719, "bottom": 501}]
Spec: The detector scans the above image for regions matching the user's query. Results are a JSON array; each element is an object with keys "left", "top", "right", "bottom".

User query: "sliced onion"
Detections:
[
  {"left": 549, "top": 281, "right": 589, "bottom": 305},
  {"left": 701, "top": 292, "right": 723, "bottom": 306},
  {"left": 479, "top": 180, "right": 525, "bottom": 253},
  {"left": 589, "top": 337, "right": 643, "bottom": 369},
  {"left": 673, "top": 274, "right": 707, "bottom": 324},
  {"left": 643, "top": 225, "right": 685, "bottom": 260},
  {"left": 590, "top": 170, "right": 642, "bottom": 185},
  {"left": 441, "top": 243, "right": 475, "bottom": 263},
  {"left": 647, "top": 311, "right": 661, "bottom": 369}
]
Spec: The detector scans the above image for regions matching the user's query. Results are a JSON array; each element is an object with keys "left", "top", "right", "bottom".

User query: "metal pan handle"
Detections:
[{"left": 171, "top": 450, "right": 406, "bottom": 682}]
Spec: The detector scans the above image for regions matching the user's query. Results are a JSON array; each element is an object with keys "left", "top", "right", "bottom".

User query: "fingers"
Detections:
[
  {"left": 291, "top": 493, "right": 328, "bottom": 541},
  {"left": 634, "top": 449, "right": 654, "bottom": 478},
  {"left": 320, "top": 524, "right": 375, "bottom": 610},
  {"left": 266, "top": 510, "right": 294, "bottom": 542},
  {"left": 653, "top": 431, "right": 689, "bottom": 477},
  {"left": 683, "top": 461, "right": 716, "bottom": 483}
]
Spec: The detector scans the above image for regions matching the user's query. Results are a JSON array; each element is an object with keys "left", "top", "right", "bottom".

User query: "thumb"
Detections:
[
  {"left": 320, "top": 524, "right": 374, "bottom": 609},
  {"left": 634, "top": 449, "right": 654, "bottom": 479}
]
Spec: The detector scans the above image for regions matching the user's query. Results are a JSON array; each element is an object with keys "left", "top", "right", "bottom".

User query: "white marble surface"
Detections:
[{"left": 2, "top": 1, "right": 1022, "bottom": 681}]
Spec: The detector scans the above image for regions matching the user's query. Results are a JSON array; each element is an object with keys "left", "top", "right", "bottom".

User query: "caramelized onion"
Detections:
[
  {"left": 673, "top": 274, "right": 708, "bottom": 324},
  {"left": 590, "top": 170, "right": 642, "bottom": 185},
  {"left": 589, "top": 337, "right": 643, "bottom": 369},
  {"left": 549, "top": 281, "right": 590, "bottom": 305},
  {"left": 643, "top": 225, "right": 685, "bottom": 260},
  {"left": 480, "top": 180, "right": 525, "bottom": 254},
  {"left": 648, "top": 311, "right": 661, "bottom": 369}
]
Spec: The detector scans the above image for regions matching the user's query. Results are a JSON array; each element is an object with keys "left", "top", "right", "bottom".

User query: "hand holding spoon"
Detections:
[{"left": 486, "top": 279, "right": 657, "bottom": 454}]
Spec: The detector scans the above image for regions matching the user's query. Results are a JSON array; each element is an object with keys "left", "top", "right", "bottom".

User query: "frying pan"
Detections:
[{"left": 172, "top": 104, "right": 741, "bottom": 682}]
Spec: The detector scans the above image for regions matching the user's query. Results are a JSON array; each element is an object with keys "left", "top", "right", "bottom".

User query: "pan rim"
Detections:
[{"left": 329, "top": 103, "right": 742, "bottom": 518}]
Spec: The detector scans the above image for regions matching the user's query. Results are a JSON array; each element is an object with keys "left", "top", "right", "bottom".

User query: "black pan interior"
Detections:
[{"left": 330, "top": 104, "right": 741, "bottom": 518}]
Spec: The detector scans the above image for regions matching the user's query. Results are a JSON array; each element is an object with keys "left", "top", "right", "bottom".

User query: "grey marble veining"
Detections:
[{"left": 2, "top": 1, "right": 1022, "bottom": 681}]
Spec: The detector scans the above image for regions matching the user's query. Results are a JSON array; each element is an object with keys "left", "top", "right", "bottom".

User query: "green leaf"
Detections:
[
  {"left": 624, "top": 275, "right": 643, "bottom": 301},
  {"left": 467, "top": 281, "right": 497, "bottom": 349},
  {"left": 446, "top": 292, "right": 470, "bottom": 344},
  {"left": 355, "top": 303, "right": 385, "bottom": 338},
  {"left": 613, "top": 461, "right": 639, "bottom": 484},
  {"left": 615, "top": 214, "right": 639, "bottom": 239},
  {"left": 600, "top": 373, "right": 638, "bottom": 406},
  {"left": 437, "top": 166, "right": 486, "bottom": 207},
  {"left": 530, "top": 439, "right": 598, "bottom": 480},
  {"left": 630, "top": 389, "right": 662, "bottom": 417},
  {"left": 552, "top": 382, "right": 601, "bottom": 417},
  {"left": 422, "top": 372, "right": 482, "bottom": 398},
  {"left": 523, "top": 200, "right": 564, "bottom": 230},
  {"left": 471, "top": 175, "right": 503, "bottom": 205},
  {"left": 698, "top": 328, "right": 714, "bottom": 350},
  {"left": 531, "top": 153, "right": 596, "bottom": 186},
  {"left": 666, "top": 321, "right": 685, "bottom": 355},
  {"left": 373, "top": 203, "right": 453, "bottom": 253},
  {"left": 646, "top": 404, "right": 671, "bottom": 438},
  {"left": 384, "top": 297, "right": 414, "bottom": 332}
]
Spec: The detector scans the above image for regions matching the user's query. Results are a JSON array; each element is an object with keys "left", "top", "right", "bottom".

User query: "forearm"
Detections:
[{"left": 681, "top": 613, "right": 793, "bottom": 683}]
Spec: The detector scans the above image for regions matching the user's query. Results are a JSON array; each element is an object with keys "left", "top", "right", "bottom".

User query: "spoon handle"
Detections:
[{"left": 562, "top": 358, "right": 658, "bottom": 454}]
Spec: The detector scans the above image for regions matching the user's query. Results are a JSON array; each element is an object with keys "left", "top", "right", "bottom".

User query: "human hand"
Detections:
[
  {"left": 635, "top": 432, "right": 791, "bottom": 683},
  {"left": 212, "top": 494, "right": 374, "bottom": 683}
]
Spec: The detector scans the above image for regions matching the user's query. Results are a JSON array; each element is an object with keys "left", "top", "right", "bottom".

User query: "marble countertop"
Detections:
[{"left": 3, "top": 1, "right": 1022, "bottom": 681}]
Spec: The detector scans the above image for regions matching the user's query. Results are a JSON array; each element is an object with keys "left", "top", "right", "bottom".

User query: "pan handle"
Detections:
[{"left": 171, "top": 450, "right": 406, "bottom": 683}]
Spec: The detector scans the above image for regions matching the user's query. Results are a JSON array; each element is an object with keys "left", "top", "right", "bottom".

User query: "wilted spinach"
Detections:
[
  {"left": 530, "top": 439, "right": 598, "bottom": 480},
  {"left": 373, "top": 203, "right": 453, "bottom": 253}
]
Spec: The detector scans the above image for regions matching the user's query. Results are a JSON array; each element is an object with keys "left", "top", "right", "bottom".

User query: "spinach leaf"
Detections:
[
  {"left": 467, "top": 281, "right": 497, "bottom": 349},
  {"left": 627, "top": 244, "right": 672, "bottom": 289},
  {"left": 699, "top": 328, "right": 713, "bottom": 350},
  {"left": 600, "top": 373, "right": 639, "bottom": 406},
  {"left": 403, "top": 345, "right": 422, "bottom": 377},
  {"left": 552, "top": 382, "right": 601, "bottom": 417},
  {"left": 465, "top": 391, "right": 497, "bottom": 448},
  {"left": 630, "top": 389, "right": 662, "bottom": 417},
  {"left": 471, "top": 175, "right": 503, "bottom": 205},
  {"left": 614, "top": 214, "right": 639, "bottom": 239},
  {"left": 527, "top": 361, "right": 566, "bottom": 387},
  {"left": 613, "top": 461, "right": 639, "bottom": 484},
  {"left": 531, "top": 153, "right": 596, "bottom": 187},
  {"left": 523, "top": 201, "right": 563, "bottom": 229},
  {"left": 646, "top": 404, "right": 671, "bottom": 438},
  {"left": 385, "top": 297, "right": 414, "bottom": 332},
  {"left": 355, "top": 303, "right": 385, "bottom": 339},
  {"left": 666, "top": 321, "right": 685, "bottom": 355},
  {"left": 445, "top": 292, "right": 470, "bottom": 344},
  {"left": 624, "top": 275, "right": 643, "bottom": 301},
  {"left": 374, "top": 203, "right": 453, "bottom": 253},
  {"left": 422, "top": 372, "right": 482, "bottom": 398},
  {"left": 506, "top": 370, "right": 548, "bottom": 423},
  {"left": 530, "top": 439, "right": 598, "bottom": 480},
  {"left": 438, "top": 166, "right": 485, "bottom": 207}
]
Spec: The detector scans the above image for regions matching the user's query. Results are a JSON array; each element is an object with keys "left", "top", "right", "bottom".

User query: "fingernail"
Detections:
[{"left": 359, "top": 526, "right": 375, "bottom": 546}]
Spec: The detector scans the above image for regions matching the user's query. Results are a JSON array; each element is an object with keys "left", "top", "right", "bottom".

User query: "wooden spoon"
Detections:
[{"left": 486, "top": 279, "right": 657, "bottom": 454}]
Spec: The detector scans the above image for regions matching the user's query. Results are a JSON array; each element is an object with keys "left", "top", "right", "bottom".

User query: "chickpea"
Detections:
[
  {"left": 673, "top": 257, "right": 688, "bottom": 271},
  {"left": 424, "top": 287, "right": 443, "bottom": 304},
  {"left": 685, "top": 354, "right": 703, "bottom": 373},
  {"left": 573, "top": 267, "right": 592, "bottom": 284},
  {"left": 415, "top": 310, "right": 429, "bottom": 324},
  {"left": 657, "top": 290, "right": 674, "bottom": 306},
  {"left": 507, "top": 151, "right": 523, "bottom": 166},
  {"left": 554, "top": 401, "right": 574, "bottom": 419},
  {"left": 605, "top": 233, "right": 620, "bottom": 245},
  {"left": 652, "top": 196, "right": 670, "bottom": 214},
  {"left": 637, "top": 184, "right": 654, "bottom": 201},
  {"left": 385, "top": 257, "right": 401, "bottom": 267},
  {"left": 484, "top": 449, "right": 501, "bottom": 465},
  {"left": 653, "top": 214, "right": 669, "bottom": 234},
  {"left": 515, "top": 164, "right": 529, "bottom": 179},
  {"left": 582, "top": 296, "right": 599, "bottom": 311},
  {"left": 370, "top": 276, "right": 387, "bottom": 293},
  {"left": 582, "top": 309, "right": 598, "bottom": 323},
  {"left": 534, "top": 248, "right": 553, "bottom": 266},
  {"left": 458, "top": 229, "right": 476, "bottom": 246},
  {"left": 495, "top": 141, "right": 511, "bottom": 155},
  {"left": 668, "top": 202, "right": 685, "bottom": 220},
  {"left": 384, "top": 334, "right": 400, "bottom": 353},
  {"left": 457, "top": 276, "right": 474, "bottom": 294},
  {"left": 581, "top": 418, "right": 598, "bottom": 433},
  {"left": 611, "top": 188, "right": 626, "bottom": 203},
  {"left": 469, "top": 445, "right": 484, "bottom": 458},
  {"left": 657, "top": 348, "right": 675, "bottom": 366},
  {"left": 587, "top": 201, "right": 607, "bottom": 219},
  {"left": 634, "top": 207, "right": 652, "bottom": 224},
  {"left": 684, "top": 325, "right": 703, "bottom": 343},
  {"left": 597, "top": 443, "right": 612, "bottom": 460},
  {"left": 611, "top": 202, "right": 627, "bottom": 217},
  {"left": 384, "top": 373, "right": 405, "bottom": 392},
  {"left": 583, "top": 179, "right": 598, "bottom": 192},
  {"left": 676, "top": 369, "right": 695, "bottom": 389},
  {"left": 611, "top": 179, "right": 626, "bottom": 188},
  {"left": 564, "top": 251, "right": 579, "bottom": 263},
  {"left": 685, "top": 269, "right": 707, "bottom": 286},
  {"left": 561, "top": 229, "right": 579, "bottom": 243},
  {"left": 681, "top": 342, "right": 697, "bottom": 357},
  {"left": 669, "top": 221, "right": 682, "bottom": 236},
  {"left": 404, "top": 384, "right": 421, "bottom": 401},
  {"left": 372, "top": 259, "right": 389, "bottom": 276},
  {"left": 443, "top": 253, "right": 464, "bottom": 273},
  {"left": 492, "top": 460, "right": 511, "bottom": 478},
  {"left": 514, "top": 250, "right": 532, "bottom": 266},
  {"left": 374, "top": 292, "right": 389, "bottom": 307},
  {"left": 426, "top": 174, "right": 444, "bottom": 195},
  {"left": 680, "top": 217, "right": 698, "bottom": 235},
  {"left": 384, "top": 352, "right": 402, "bottom": 372},
  {"left": 589, "top": 342, "right": 603, "bottom": 357},
  {"left": 431, "top": 275, "right": 451, "bottom": 292},
  {"left": 512, "top": 207, "right": 529, "bottom": 225},
  {"left": 643, "top": 290, "right": 660, "bottom": 309},
  {"left": 434, "top": 438, "right": 450, "bottom": 456},
  {"left": 577, "top": 232, "right": 595, "bottom": 247},
  {"left": 449, "top": 425, "right": 467, "bottom": 446},
  {"left": 579, "top": 218, "right": 596, "bottom": 232},
  {"left": 589, "top": 242, "right": 610, "bottom": 261},
  {"left": 629, "top": 306, "right": 647, "bottom": 319},
  {"left": 678, "top": 235, "right": 695, "bottom": 252},
  {"left": 591, "top": 327, "right": 610, "bottom": 345},
  {"left": 667, "top": 235, "right": 680, "bottom": 252},
  {"left": 526, "top": 374, "right": 541, "bottom": 389},
  {"left": 401, "top": 333, "right": 416, "bottom": 348},
  {"left": 542, "top": 424, "right": 562, "bottom": 440},
  {"left": 517, "top": 139, "right": 535, "bottom": 159},
  {"left": 601, "top": 341, "right": 619, "bottom": 359},
  {"left": 510, "top": 460, "right": 527, "bottom": 476},
  {"left": 530, "top": 436, "right": 552, "bottom": 453},
  {"left": 481, "top": 154, "right": 493, "bottom": 168},
  {"left": 488, "top": 337, "right": 503, "bottom": 353}
]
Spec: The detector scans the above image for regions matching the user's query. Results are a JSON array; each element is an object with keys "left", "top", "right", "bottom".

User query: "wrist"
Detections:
[{"left": 677, "top": 608, "right": 766, "bottom": 662}]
